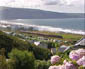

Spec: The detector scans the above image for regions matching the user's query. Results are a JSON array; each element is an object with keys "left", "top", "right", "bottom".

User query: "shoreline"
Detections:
[{"left": 0, "top": 20, "right": 85, "bottom": 35}]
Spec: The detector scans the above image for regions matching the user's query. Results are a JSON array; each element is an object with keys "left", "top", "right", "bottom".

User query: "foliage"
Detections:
[
  {"left": 48, "top": 42, "right": 59, "bottom": 48},
  {"left": 0, "top": 31, "right": 29, "bottom": 57},
  {"left": 56, "top": 50, "right": 71, "bottom": 59},
  {"left": 35, "top": 60, "right": 51, "bottom": 69},
  {"left": 28, "top": 44, "right": 52, "bottom": 60},
  {"left": 0, "top": 48, "right": 10, "bottom": 69},
  {"left": 9, "top": 49, "right": 35, "bottom": 69},
  {"left": 0, "top": 31, "right": 51, "bottom": 60},
  {"left": 78, "top": 66, "right": 85, "bottom": 69},
  {"left": 55, "top": 49, "right": 72, "bottom": 65}
]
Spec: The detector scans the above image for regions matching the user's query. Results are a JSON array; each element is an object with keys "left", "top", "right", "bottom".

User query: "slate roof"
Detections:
[
  {"left": 57, "top": 45, "right": 70, "bottom": 52},
  {"left": 75, "top": 37, "right": 85, "bottom": 46}
]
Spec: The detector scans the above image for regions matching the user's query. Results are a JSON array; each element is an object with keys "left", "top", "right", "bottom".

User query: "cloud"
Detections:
[
  {"left": 0, "top": 0, "right": 84, "bottom": 7},
  {"left": 43, "top": 0, "right": 84, "bottom": 6},
  {"left": 62, "top": 0, "right": 84, "bottom": 6},
  {"left": 0, "top": 0, "right": 84, "bottom": 13},
  {"left": 0, "top": 0, "right": 43, "bottom": 8},
  {"left": 42, "top": 0, "right": 59, "bottom": 5}
]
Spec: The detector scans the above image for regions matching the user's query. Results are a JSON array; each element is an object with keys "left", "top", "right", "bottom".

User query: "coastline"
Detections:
[{"left": 0, "top": 20, "right": 85, "bottom": 36}]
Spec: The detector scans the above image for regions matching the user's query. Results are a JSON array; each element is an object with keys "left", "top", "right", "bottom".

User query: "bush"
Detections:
[
  {"left": 0, "top": 31, "right": 29, "bottom": 58},
  {"left": 28, "top": 44, "right": 51, "bottom": 60},
  {"left": 35, "top": 60, "right": 51, "bottom": 69},
  {"left": 9, "top": 49, "right": 35, "bottom": 69},
  {"left": 0, "top": 48, "right": 10, "bottom": 69},
  {"left": 78, "top": 66, "right": 85, "bottom": 69}
]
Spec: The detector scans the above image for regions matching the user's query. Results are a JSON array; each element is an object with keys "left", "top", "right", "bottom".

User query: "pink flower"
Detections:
[
  {"left": 69, "top": 51, "right": 80, "bottom": 61},
  {"left": 63, "top": 60, "right": 68, "bottom": 65},
  {"left": 77, "top": 56, "right": 85, "bottom": 67},
  {"left": 49, "top": 62, "right": 77, "bottom": 69},
  {"left": 49, "top": 66, "right": 60, "bottom": 69},
  {"left": 60, "top": 65, "right": 66, "bottom": 69},
  {"left": 51, "top": 55, "right": 61, "bottom": 64},
  {"left": 63, "top": 60, "right": 77, "bottom": 69},
  {"left": 65, "top": 62, "right": 77, "bottom": 69},
  {"left": 76, "top": 49, "right": 85, "bottom": 58},
  {"left": 69, "top": 49, "right": 85, "bottom": 61}
]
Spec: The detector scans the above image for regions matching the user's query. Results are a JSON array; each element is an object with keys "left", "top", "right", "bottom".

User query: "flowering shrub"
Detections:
[
  {"left": 49, "top": 65, "right": 60, "bottom": 69},
  {"left": 69, "top": 49, "right": 85, "bottom": 67},
  {"left": 64, "top": 61, "right": 77, "bottom": 69},
  {"left": 77, "top": 56, "right": 85, "bottom": 67},
  {"left": 50, "top": 55, "right": 61, "bottom": 64},
  {"left": 49, "top": 60, "right": 77, "bottom": 69},
  {"left": 49, "top": 48, "right": 85, "bottom": 69},
  {"left": 76, "top": 49, "right": 85, "bottom": 58},
  {"left": 69, "top": 49, "right": 85, "bottom": 60},
  {"left": 69, "top": 51, "right": 80, "bottom": 61}
]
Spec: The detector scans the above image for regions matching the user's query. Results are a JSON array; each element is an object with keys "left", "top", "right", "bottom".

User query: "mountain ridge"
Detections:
[{"left": 0, "top": 6, "right": 84, "bottom": 20}]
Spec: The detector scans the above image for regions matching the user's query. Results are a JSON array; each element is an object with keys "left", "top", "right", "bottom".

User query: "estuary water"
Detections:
[
  {"left": 11, "top": 18, "right": 85, "bottom": 35},
  {"left": 1, "top": 18, "right": 85, "bottom": 35}
]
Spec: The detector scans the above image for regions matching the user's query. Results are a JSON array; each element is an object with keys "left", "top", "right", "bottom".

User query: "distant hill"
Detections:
[{"left": 0, "top": 6, "right": 84, "bottom": 20}]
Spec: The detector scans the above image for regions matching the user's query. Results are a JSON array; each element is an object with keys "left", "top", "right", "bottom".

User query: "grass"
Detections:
[
  {"left": 3, "top": 30, "right": 83, "bottom": 43},
  {"left": 56, "top": 33, "right": 83, "bottom": 40},
  {"left": 19, "top": 31, "right": 83, "bottom": 41}
]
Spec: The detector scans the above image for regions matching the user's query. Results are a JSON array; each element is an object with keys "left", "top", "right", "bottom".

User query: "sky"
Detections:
[{"left": 0, "top": 0, "right": 84, "bottom": 13}]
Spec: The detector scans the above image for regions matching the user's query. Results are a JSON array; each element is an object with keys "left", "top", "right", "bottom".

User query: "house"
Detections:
[
  {"left": 34, "top": 41, "right": 40, "bottom": 46},
  {"left": 75, "top": 37, "right": 85, "bottom": 46},
  {"left": 57, "top": 45, "right": 70, "bottom": 52},
  {"left": 34, "top": 41, "right": 57, "bottom": 54},
  {"left": 73, "top": 37, "right": 85, "bottom": 49},
  {"left": 34, "top": 41, "right": 48, "bottom": 49},
  {"left": 51, "top": 48, "right": 56, "bottom": 54},
  {"left": 39, "top": 42, "right": 48, "bottom": 49},
  {"left": 3, "top": 31, "right": 11, "bottom": 35},
  {"left": 53, "top": 39, "right": 62, "bottom": 43}
]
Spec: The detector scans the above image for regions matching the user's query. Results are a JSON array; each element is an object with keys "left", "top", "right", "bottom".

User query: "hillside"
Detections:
[
  {"left": 0, "top": 31, "right": 51, "bottom": 60},
  {"left": 0, "top": 6, "right": 84, "bottom": 20}
]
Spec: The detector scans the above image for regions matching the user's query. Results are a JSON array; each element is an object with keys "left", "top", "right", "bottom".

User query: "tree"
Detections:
[
  {"left": 0, "top": 48, "right": 8, "bottom": 69},
  {"left": 9, "top": 49, "right": 35, "bottom": 69},
  {"left": 28, "top": 44, "right": 51, "bottom": 60}
]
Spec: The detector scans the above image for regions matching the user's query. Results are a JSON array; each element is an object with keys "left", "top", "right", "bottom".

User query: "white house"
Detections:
[
  {"left": 34, "top": 41, "right": 40, "bottom": 46},
  {"left": 34, "top": 41, "right": 48, "bottom": 49}
]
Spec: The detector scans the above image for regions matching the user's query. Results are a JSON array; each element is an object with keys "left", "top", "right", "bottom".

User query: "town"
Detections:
[{"left": 0, "top": 21, "right": 85, "bottom": 69}]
